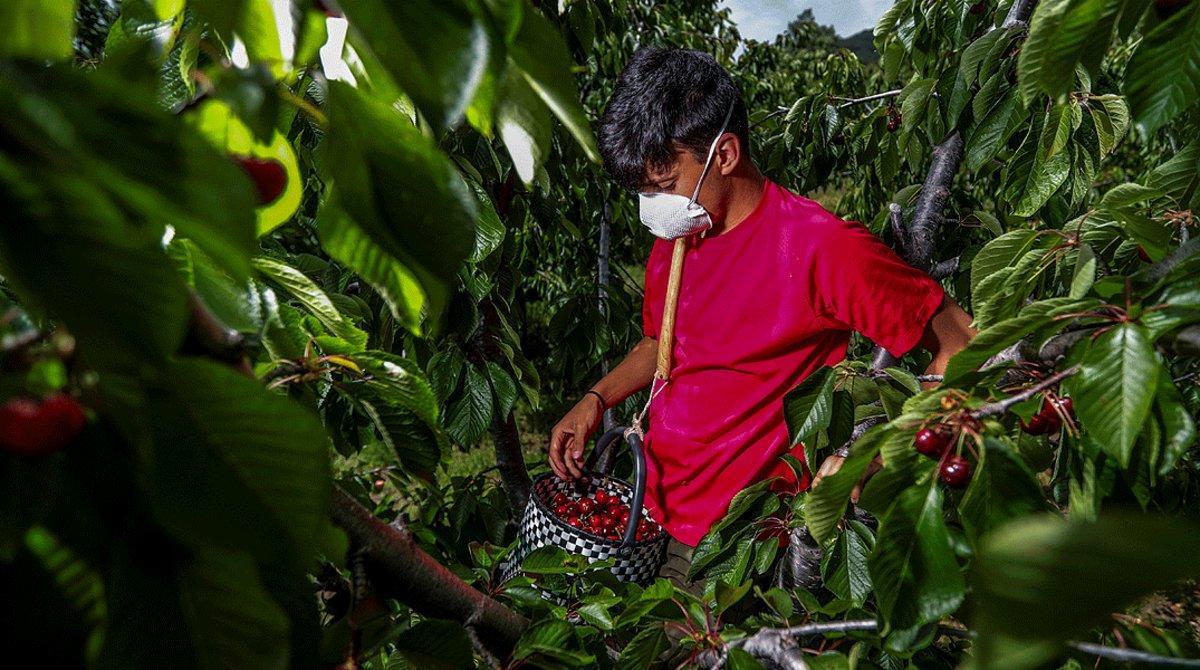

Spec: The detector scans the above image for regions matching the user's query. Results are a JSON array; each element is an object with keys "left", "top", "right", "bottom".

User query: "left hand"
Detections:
[{"left": 811, "top": 454, "right": 883, "bottom": 504}]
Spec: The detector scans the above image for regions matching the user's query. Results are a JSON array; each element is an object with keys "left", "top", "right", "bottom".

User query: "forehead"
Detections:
[{"left": 640, "top": 147, "right": 701, "bottom": 185}]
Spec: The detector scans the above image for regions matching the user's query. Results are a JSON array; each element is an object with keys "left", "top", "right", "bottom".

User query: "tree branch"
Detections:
[
  {"left": 489, "top": 410, "right": 532, "bottom": 518},
  {"left": 908, "top": 132, "right": 965, "bottom": 273},
  {"left": 972, "top": 365, "right": 1079, "bottom": 418},
  {"left": 717, "top": 620, "right": 1200, "bottom": 669},
  {"left": 329, "top": 489, "right": 528, "bottom": 658},
  {"left": 835, "top": 89, "right": 902, "bottom": 109}
]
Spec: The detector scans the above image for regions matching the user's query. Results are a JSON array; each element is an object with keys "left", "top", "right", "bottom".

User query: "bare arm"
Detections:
[
  {"left": 548, "top": 336, "right": 659, "bottom": 479},
  {"left": 916, "top": 296, "right": 977, "bottom": 388},
  {"left": 811, "top": 296, "right": 977, "bottom": 496}
]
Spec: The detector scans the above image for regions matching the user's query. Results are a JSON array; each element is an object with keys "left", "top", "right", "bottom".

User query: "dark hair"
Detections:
[{"left": 597, "top": 47, "right": 750, "bottom": 191}]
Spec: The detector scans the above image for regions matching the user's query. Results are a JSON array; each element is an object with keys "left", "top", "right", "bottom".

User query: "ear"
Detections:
[{"left": 714, "top": 132, "right": 741, "bottom": 176}]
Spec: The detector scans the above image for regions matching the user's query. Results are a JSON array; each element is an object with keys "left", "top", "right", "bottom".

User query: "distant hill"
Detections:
[{"left": 838, "top": 29, "right": 878, "bottom": 63}]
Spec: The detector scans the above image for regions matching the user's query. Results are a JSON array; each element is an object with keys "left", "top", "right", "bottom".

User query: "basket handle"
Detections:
[{"left": 586, "top": 426, "right": 649, "bottom": 549}]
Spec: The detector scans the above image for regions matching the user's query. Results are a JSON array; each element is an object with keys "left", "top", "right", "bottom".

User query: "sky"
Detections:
[{"left": 719, "top": 0, "right": 894, "bottom": 40}]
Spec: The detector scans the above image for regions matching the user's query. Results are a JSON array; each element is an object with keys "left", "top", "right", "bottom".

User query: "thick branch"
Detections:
[
  {"left": 931, "top": 256, "right": 960, "bottom": 280},
  {"left": 908, "top": 132, "right": 965, "bottom": 272},
  {"left": 330, "top": 488, "right": 528, "bottom": 657},
  {"left": 1003, "top": 0, "right": 1038, "bottom": 27},
  {"left": 489, "top": 411, "right": 532, "bottom": 518}
]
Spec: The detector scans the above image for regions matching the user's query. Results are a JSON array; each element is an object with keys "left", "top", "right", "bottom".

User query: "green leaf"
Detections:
[
  {"left": 970, "top": 513, "right": 1200, "bottom": 670},
  {"left": 1066, "top": 323, "right": 1161, "bottom": 468},
  {"left": 970, "top": 230, "right": 1042, "bottom": 299},
  {"left": 469, "top": 183, "right": 506, "bottom": 263},
  {"left": 360, "top": 400, "right": 442, "bottom": 476},
  {"left": 485, "top": 361, "right": 518, "bottom": 419},
  {"left": 823, "top": 520, "right": 875, "bottom": 608},
  {"left": 805, "top": 427, "right": 889, "bottom": 544},
  {"left": 1013, "top": 146, "right": 1071, "bottom": 216},
  {"left": 251, "top": 257, "right": 369, "bottom": 351},
  {"left": 1147, "top": 140, "right": 1200, "bottom": 206},
  {"left": 317, "top": 206, "right": 425, "bottom": 332},
  {"left": 514, "top": 618, "right": 594, "bottom": 665},
  {"left": 868, "top": 485, "right": 964, "bottom": 652},
  {"left": 508, "top": 8, "right": 599, "bottom": 162},
  {"left": 1088, "top": 94, "right": 1129, "bottom": 157},
  {"left": 958, "top": 438, "right": 1049, "bottom": 545},
  {"left": 783, "top": 367, "right": 836, "bottom": 448},
  {"left": 183, "top": 549, "right": 290, "bottom": 670},
  {"left": 147, "top": 359, "right": 330, "bottom": 560},
  {"left": 1154, "top": 376, "right": 1196, "bottom": 476},
  {"left": 943, "top": 297, "right": 1098, "bottom": 384},
  {"left": 1038, "top": 104, "right": 1073, "bottom": 161},
  {"left": 966, "top": 90, "right": 1024, "bottom": 172},
  {"left": 1018, "top": 0, "right": 1122, "bottom": 104},
  {"left": 393, "top": 619, "right": 474, "bottom": 670},
  {"left": 339, "top": 0, "right": 493, "bottom": 132},
  {"left": 1069, "top": 243, "right": 1096, "bottom": 299},
  {"left": 1125, "top": 2, "right": 1200, "bottom": 135},
  {"left": 619, "top": 623, "right": 669, "bottom": 670},
  {"left": 446, "top": 365, "right": 494, "bottom": 446},
  {"left": 325, "top": 82, "right": 477, "bottom": 329},
  {"left": 496, "top": 66, "right": 552, "bottom": 185},
  {"left": 0, "top": 0, "right": 75, "bottom": 60}
]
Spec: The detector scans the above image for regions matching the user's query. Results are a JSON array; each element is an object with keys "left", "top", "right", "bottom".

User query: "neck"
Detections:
[{"left": 709, "top": 165, "right": 766, "bottom": 236}]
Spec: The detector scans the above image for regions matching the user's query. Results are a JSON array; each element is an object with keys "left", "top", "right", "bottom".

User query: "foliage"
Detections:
[{"left": 1, "top": 0, "right": 1199, "bottom": 669}]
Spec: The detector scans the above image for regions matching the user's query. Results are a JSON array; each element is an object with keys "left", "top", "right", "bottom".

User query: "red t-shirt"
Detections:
[{"left": 640, "top": 179, "right": 945, "bottom": 546}]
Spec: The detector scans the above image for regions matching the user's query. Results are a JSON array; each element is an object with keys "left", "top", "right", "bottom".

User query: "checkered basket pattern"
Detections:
[{"left": 499, "top": 473, "right": 668, "bottom": 589}]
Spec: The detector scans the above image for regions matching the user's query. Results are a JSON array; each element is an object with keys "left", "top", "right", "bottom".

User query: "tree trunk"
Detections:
[{"left": 490, "top": 410, "right": 532, "bottom": 518}]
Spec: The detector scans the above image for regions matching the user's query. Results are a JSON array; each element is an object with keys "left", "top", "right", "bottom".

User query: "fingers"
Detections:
[
  {"left": 564, "top": 423, "right": 585, "bottom": 478},
  {"left": 548, "top": 425, "right": 571, "bottom": 479},
  {"left": 850, "top": 482, "right": 863, "bottom": 504}
]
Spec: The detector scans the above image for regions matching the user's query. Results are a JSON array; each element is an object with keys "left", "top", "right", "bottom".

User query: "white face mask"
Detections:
[{"left": 637, "top": 102, "right": 735, "bottom": 240}]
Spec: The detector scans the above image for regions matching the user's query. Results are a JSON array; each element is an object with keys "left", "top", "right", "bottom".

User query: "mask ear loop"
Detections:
[{"left": 688, "top": 100, "right": 736, "bottom": 206}]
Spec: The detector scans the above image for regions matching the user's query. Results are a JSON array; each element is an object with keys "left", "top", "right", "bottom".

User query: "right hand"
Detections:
[{"left": 548, "top": 395, "right": 604, "bottom": 480}]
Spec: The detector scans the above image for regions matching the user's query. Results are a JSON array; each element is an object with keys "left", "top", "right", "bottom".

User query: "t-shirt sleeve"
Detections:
[
  {"left": 642, "top": 241, "right": 667, "bottom": 339},
  {"left": 809, "top": 216, "right": 946, "bottom": 358}
]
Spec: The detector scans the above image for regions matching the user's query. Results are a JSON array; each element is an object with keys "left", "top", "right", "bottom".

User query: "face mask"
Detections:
[{"left": 638, "top": 102, "right": 736, "bottom": 240}]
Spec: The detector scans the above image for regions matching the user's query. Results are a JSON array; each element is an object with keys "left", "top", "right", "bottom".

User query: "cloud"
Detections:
[{"left": 720, "top": 0, "right": 892, "bottom": 40}]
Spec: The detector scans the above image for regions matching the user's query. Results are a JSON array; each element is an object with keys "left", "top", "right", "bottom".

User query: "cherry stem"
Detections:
[{"left": 972, "top": 365, "right": 1080, "bottom": 419}]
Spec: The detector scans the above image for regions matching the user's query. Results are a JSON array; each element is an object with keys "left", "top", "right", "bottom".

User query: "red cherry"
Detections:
[
  {"left": 1020, "top": 412, "right": 1051, "bottom": 435},
  {"left": 553, "top": 503, "right": 570, "bottom": 518},
  {"left": 1155, "top": 0, "right": 1189, "bottom": 19},
  {"left": 562, "top": 501, "right": 579, "bottom": 517},
  {"left": 594, "top": 489, "right": 609, "bottom": 505},
  {"left": 969, "top": 0, "right": 987, "bottom": 14},
  {"left": 1036, "top": 397, "right": 1065, "bottom": 432},
  {"left": 0, "top": 394, "right": 86, "bottom": 457},
  {"left": 616, "top": 509, "right": 631, "bottom": 526},
  {"left": 1055, "top": 396, "right": 1074, "bottom": 417},
  {"left": 565, "top": 515, "right": 581, "bottom": 528},
  {"left": 314, "top": 0, "right": 343, "bottom": 18},
  {"left": 913, "top": 426, "right": 952, "bottom": 458},
  {"left": 232, "top": 155, "right": 287, "bottom": 205},
  {"left": 577, "top": 498, "right": 595, "bottom": 515},
  {"left": 552, "top": 492, "right": 567, "bottom": 506},
  {"left": 939, "top": 455, "right": 972, "bottom": 488}
]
